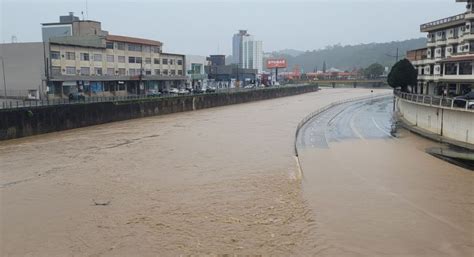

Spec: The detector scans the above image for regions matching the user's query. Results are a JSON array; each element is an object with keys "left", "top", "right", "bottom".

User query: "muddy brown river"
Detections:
[{"left": 1, "top": 88, "right": 472, "bottom": 256}]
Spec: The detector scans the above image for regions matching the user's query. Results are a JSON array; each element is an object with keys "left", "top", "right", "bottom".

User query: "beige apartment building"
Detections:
[
  {"left": 407, "top": 0, "right": 474, "bottom": 96},
  {"left": 43, "top": 13, "right": 186, "bottom": 98}
]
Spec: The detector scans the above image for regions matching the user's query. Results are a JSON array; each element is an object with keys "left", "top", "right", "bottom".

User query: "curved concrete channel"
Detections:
[{"left": 296, "top": 97, "right": 473, "bottom": 256}]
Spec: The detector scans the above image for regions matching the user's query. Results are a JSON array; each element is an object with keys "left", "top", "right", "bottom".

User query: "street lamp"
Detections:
[{"left": 0, "top": 56, "right": 7, "bottom": 98}]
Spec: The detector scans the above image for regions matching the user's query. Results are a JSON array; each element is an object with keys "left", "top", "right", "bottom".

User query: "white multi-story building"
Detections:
[
  {"left": 232, "top": 30, "right": 263, "bottom": 74},
  {"left": 408, "top": 0, "right": 474, "bottom": 96}
]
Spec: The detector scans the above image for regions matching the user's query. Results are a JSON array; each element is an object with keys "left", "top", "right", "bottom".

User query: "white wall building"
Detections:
[
  {"left": 185, "top": 55, "right": 208, "bottom": 88},
  {"left": 232, "top": 30, "right": 263, "bottom": 74},
  {"left": 408, "top": 0, "right": 474, "bottom": 96}
]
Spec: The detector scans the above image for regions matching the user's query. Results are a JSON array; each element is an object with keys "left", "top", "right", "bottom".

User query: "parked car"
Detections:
[
  {"left": 147, "top": 89, "right": 161, "bottom": 97},
  {"left": 68, "top": 92, "right": 85, "bottom": 101},
  {"left": 453, "top": 92, "right": 474, "bottom": 109},
  {"left": 193, "top": 88, "right": 205, "bottom": 94},
  {"left": 168, "top": 88, "right": 179, "bottom": 94},
  {"left": 178, "top": 88, "right": 189, "bottom": 95},
  {"left": 206, "top": 87, "right": 216, "bottom": 93}
]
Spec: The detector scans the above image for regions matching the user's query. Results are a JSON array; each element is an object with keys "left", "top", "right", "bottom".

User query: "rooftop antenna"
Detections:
[
  {"left": 81, "top": 11, "right": 84, "bottom": 21},
  {"left": 85, "top": 0, "right": 88, "bottom": 19}
]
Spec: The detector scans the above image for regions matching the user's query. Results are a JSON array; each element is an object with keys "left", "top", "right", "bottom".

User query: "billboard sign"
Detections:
[{"left": 266, "top": 59, "right": 287, "bottom": 69}]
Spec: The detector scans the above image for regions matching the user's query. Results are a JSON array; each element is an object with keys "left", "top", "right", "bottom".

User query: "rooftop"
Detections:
[
  {"left": 420, "top": 13, "right": 466, "bottom": 32},
  {"left": 106, "top": 34, "right": 162, "bottom": 47}
]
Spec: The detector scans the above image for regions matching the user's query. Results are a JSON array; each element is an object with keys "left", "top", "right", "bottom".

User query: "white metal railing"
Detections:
[
  {"left": 0, "top": 84, "right": 311, "bottom": 110},
  {"left": 395, "top": 91, "right": 473, "bottom": 111},
  {"left": 420, "top": 13, "right": 465, "bottom": 30}
]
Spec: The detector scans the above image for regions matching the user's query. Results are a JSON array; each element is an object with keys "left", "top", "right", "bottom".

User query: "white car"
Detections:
[
  {"left": 169, "top": 88, "right": 179, "bottom": 94},
  {"left": 178, "top": 88, "right": 189, "bottom": 95}
]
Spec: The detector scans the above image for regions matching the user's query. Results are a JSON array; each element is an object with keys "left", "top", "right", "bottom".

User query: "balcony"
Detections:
[
  {"left": 407, "top": 48, "right": 428, "bottom": 62},
  {"left": 420, "top": 13, "right": 465, "bottom": 32}
]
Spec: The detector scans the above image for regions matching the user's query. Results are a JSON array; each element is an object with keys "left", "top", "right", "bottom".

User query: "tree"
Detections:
[
  {"left": 363, "top": 63, "right": 384, "bottom": 79},
  {"left": 387, "top": 59, "right": 417, "bottom": 92}
]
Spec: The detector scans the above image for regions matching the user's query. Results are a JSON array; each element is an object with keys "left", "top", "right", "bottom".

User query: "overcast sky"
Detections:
[{"left": 0, "top": 0, "right": 464, "bottom": 55}]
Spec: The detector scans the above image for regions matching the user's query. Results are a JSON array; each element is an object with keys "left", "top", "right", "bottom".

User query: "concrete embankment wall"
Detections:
[
  {"left": 397, "top": 98, "right": 474, "bottom": 149},
  {"left": 0, "top": 85, "right": 319, "bottom": 140}
]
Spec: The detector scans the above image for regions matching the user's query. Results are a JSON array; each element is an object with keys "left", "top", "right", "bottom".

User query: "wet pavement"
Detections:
[{"left": 298, "top": 97, "right": 473, "bottom": 256}]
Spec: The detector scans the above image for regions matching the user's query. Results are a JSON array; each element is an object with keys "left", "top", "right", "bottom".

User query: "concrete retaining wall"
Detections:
[
  {"left": 397, "top": 98, "right": 474, "bottom": 148},
  {"left": 0, "top": 85, "right": 319, "bottom": 140}
]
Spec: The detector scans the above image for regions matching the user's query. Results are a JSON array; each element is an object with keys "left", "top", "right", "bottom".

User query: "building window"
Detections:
[
  {"left": 117, "top": 42, "right": 125, "bottom": 50},
  {"left": 107, "top": 68, "right": 114, "bottom": 75},
  {"left": 118, "top": 68, "right": 126, "bottom": 75},
  {"left": 177, "top": 60, "right": 183, "bottom": 65},
  {"left": 106, "top": 41, "right": 114, "bottom": 49},
  {"left": 143, "top": 46, "right": 150, "bottom": 53},
  {"left": 145, "top": 58, "right": 151, "bottom": 64},
  {"left": 170, "top": 70, "right": 176, "bottom": 75},
  {"left": 94, "top": 67, "right": 103, "bottom": 75},
  {"left": 128, "top": 43, "right": 142, "bottom": 52},
  {"left": 51, "top": 66, "right": 61, "bottom": 75},
  {"left": 178, "top": 70, "right": 183, "bottom": 75},
  {"left": 162, "top": 58, "right": 168, "bottom": 65},
  {"left": 107, "top": 55, "right": 114, "bottom": 62},
  {"left": 80, "top": 53, "right": 90, "bottom": 61},
  {"left": 154, "top": 58, "right": 160, "bottom": 64},
  {"left": 66, "top": 66, "right": 76, "bottom": 75},
  {"left": 154, "top": 69, "right": 160, "bottom": 75},
  {"left": 80, "top": 67, "right": 90, "bottom": 75},
  {"left": 129, "top": 69, "right": 136, "bottom": 76},
  {"left": 51, "top": 51, "right": 60, "bottom": 59},
  {"left": 162, "top": 69, "right": 168, "bottom": 75},
  {"left": 129, "top": 56, "right": 136, "bottom": 63},
  {"left": 118, "top": 56, "right": 125, "bottom": 63},
  {"left": 145, "top": 69, "right": 151, "bottom": 75},
  {"left": 445, "top": 63, "right": 457, "bottom": 75},
  {"left": 169, "top": 59, "right": 174, "bottom": 65},
  {"left": 93, "top": 54, "right": 102, "bottom": 62},
  {"left": 152, "top": 46, "right": 161, "bottom": 53},
  {"left": 66, "top": 52, "right": 75, "bottom": 60},
  {"left": 459, "top": 61, "right": 473, "bottom": 75},
  {"left": 136, "top": 57, "right": 142, "bottom": 64}
]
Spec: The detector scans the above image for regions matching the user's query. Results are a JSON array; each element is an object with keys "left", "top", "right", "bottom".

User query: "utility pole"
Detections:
[
  {"left": 1, "top": 57, "right": 7, "bottom": 98},
  {"left": 386, "top": 48, "right": 401, "bottom": 64}
]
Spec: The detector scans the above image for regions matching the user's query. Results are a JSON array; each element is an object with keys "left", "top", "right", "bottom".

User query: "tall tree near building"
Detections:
[
  {"left": 387, "top": 59, "right": 417, "bottom": 92},
  {"left": 363, "top": 63, "right": 384, "bottom": 79}
]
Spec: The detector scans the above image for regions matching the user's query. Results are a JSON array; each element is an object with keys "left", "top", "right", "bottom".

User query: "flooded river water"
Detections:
[
  {"left": 298, "top": 97, "right": 473, "bottom": 256},
  {"left": 1, "top": 89, "right": 472, "bottom": 256},
  {"left": 0, "top": 88, "right": 386, "bottom": 256}
]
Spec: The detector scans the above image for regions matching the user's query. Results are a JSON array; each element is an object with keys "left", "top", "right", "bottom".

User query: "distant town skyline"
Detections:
[{"left": 1, "top": 0, "right": 463, "bottom": 55}]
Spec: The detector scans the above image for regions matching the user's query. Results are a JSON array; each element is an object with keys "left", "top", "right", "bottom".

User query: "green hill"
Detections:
[{"left": 267, "top": 38, "right": 427, "bottom": 72}]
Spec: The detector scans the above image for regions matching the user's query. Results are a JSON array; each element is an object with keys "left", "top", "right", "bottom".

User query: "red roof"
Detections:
[{"left": 106, "top": 34, "right": 162, "bottom": 46}]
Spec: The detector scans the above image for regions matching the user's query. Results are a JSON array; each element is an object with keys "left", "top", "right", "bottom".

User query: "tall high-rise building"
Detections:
[{"left": 232, "top": 30, "right": 263, "bottom": 73}]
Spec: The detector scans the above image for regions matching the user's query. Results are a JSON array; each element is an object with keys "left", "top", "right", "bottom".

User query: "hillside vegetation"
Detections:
[{"left": 267, "top": 38, "right": 426, "bottom": 72}]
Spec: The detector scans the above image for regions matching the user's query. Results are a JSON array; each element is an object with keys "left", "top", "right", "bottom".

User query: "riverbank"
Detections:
[{"left": 0, "top": 84, "right": 319, "bottom": 141}]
